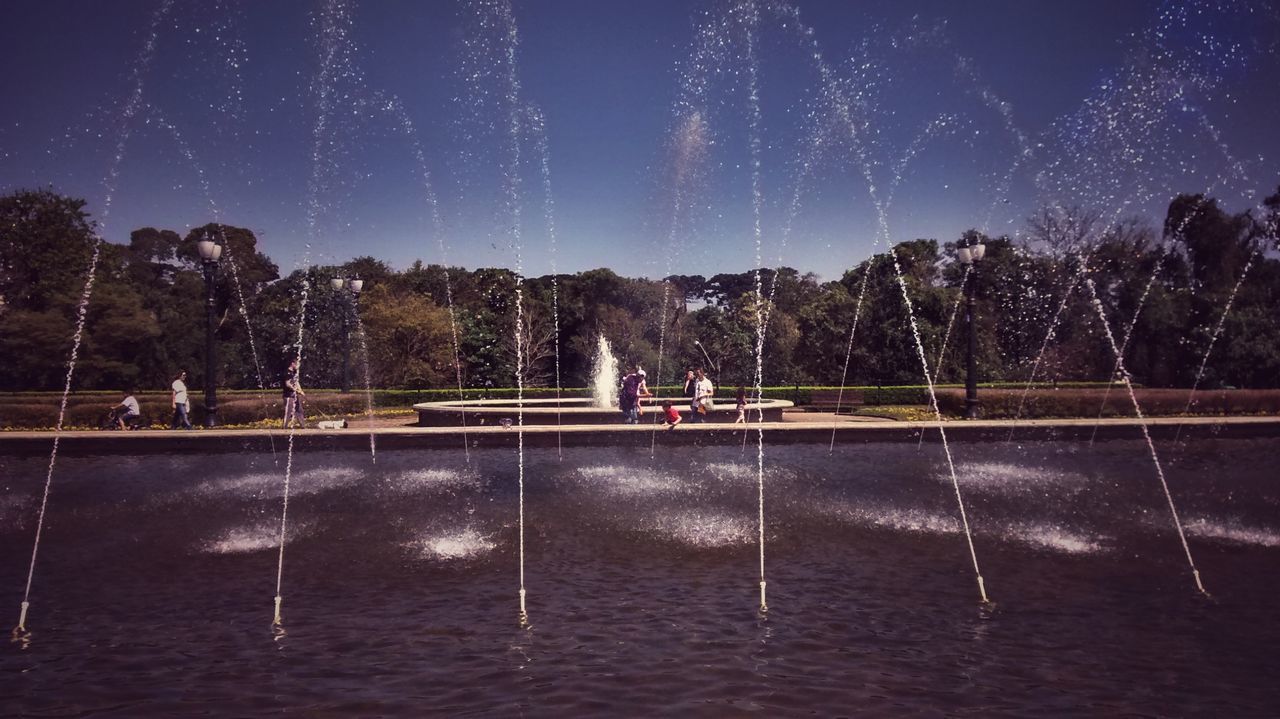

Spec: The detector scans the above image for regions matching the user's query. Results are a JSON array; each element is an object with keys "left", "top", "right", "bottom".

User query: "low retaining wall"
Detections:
[
  {"left": 413, "top": 397, "right": 792, "bottom": 426},
  {"left": 1, "top": 416, "right": 1277, "bottom": 457}
]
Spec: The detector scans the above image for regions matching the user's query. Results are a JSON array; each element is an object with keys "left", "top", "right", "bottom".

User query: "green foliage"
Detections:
[
  {"left": 3, "top": 186, "right": 1279, "bottom": 398},
  {"left": 0, "top": 188, "right": 96, "bottom": 312}
]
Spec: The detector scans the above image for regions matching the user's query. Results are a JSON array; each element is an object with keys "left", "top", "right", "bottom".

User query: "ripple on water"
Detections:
[
  {"left": 406, "top": 527, "right": 497, "bottom": 561},
  {"left": 1185, "top": 517, "right": 1280, "bottom": 547}
]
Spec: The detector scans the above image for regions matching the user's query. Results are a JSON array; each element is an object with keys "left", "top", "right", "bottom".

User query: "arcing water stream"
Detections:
[
  {"left": 146, "top": 106, "right": 277, "bottom": 452},
  {"left": 1083, "top": 278, "right": 1207, "bottom": 595},
  {"left": 526, "top": 104, "right": 564, "bottom": 459},
  {"left": 10, "top": 0, "right": 1276, "bottom": 646},
  {"left": 14, "top": 0, "right": 176, "bottom": 640}
]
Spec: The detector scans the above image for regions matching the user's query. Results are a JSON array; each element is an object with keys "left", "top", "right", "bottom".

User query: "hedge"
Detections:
[
  {"left": 933, "top": 387, "right": 1280, "bottom": 419},
  {"left": 1, "top": 382, "right": 1171, "bottom": 429}
]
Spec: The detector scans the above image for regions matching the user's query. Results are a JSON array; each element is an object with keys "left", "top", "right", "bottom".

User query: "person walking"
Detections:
[
  {"left": 282, "top": 358, "right": 306, "bottom": 428},
  {"left": 171, "top": 370, "right": 193, "bottom": 429},
  {"left": 734, "top": 385, "right": 747, "bottom": 424}
]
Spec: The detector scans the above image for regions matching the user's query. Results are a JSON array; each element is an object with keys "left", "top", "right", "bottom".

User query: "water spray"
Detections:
[
  {"left": 14, "top": 0, "right": 174, "bottom": 637},
  {"left": 1084, "top": 277, "right": 1208, "bottom": 596},
  {"left": 741, "top": 0, "right": 769, "bottom": 614},
  {"left": 831, "top": 264, "right": 871, "bottom": 453}
]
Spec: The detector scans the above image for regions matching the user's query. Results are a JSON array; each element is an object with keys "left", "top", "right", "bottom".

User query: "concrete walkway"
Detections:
[{"left": 1, "top": 415, "right": 1276, "bottom": 456}]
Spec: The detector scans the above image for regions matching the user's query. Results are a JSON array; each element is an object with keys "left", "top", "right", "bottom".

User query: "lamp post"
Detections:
[
  {"left": 197, "top": 238, "right": 223, "bottom": 427},
  {"left": 331, "top": 277, "right": 365, "bottom": 393},
  {"left": 958, "top": 239, "right": 985, "bottom": 419}
]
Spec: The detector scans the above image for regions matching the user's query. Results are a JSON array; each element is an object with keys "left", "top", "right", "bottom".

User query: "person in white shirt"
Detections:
[
  {"left": 171, "top": 370, "right": 192, "bottom": 429},
  {"left": 691, "top": 368, "right": 715, "bottom": 423},
  {"left": 112, "top": 389, "right": 141, "bottom": 430}
]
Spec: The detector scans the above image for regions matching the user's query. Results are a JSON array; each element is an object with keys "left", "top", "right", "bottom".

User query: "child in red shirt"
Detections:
[{"left": 662, "top": 400, "right": 682, "bottom": 429}]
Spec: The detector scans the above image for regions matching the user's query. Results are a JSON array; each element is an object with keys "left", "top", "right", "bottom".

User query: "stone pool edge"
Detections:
[{"left": 1, "top": 416, "right": 1278, "bottom": 456}]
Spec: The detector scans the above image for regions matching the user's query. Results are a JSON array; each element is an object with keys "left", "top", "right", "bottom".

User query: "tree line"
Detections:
[{"left": 1, "top": 186, "right": 1277, "bottom": 395}]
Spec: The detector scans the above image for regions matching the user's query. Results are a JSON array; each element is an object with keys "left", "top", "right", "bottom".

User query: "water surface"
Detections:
[{"left": 2, "top": 438, "right": 1278, "bottom": 716}]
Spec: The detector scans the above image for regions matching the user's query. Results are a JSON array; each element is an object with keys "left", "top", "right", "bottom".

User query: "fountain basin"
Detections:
[{"left": 413, "top": 396, "right": 794, "bottom": 426}]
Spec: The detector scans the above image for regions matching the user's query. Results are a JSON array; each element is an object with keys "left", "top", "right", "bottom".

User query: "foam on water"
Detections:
[
  {"left": 385, "top": 468, "right": 476, "bottom": 493},
  {"left": 204, "top": 520, "right": 311, "bottom": 555},
  {"left": 829, "top": 502, "right": 962, "bottom": 536},
  {"left": 703, "top": 462, "right": 755, "bottom": 480},
  {"left": 407, "top": 527, "right": 497, "bottom": 562},
  {"left": 0, "top": 494, "right": 32, "bottom": 531},
  {"left": 193, "top": 467, "right": 363, "bottom": 499},
  {"left": 649, "top": 510, "right": 753, "bottom": 548},
  {"left": 951, "top": 462, "right": 1088, "bottom": 495},
  {"left": 576, "top": 465, "right": 688, "bottom": 497},
  {"left": 703, "top": 462, "right": 789, "bottom": 485},
  {"left": 1003, "top": 522, "right": 1104, "bottom": 555},
  {"left": 1185, "top": 517, "right": 1280, "bottom": 548}
]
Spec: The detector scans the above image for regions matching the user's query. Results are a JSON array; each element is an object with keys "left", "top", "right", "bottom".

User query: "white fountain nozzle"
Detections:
[{"left": 17, "top": 600, "right": 29, "bottom": 631}]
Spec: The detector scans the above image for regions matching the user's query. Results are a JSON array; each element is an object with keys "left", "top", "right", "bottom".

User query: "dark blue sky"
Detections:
[{"left": 2, "top": 0, "right": 1277, "bottom": 279}]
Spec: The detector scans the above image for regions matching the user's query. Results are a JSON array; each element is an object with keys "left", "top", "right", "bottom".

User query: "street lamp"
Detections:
[
  {"left": 332, "top": 277, "right": 365, "bottom": 393},
  {"left": 958, "top": 238, "right": 985, "bottom": 419},
  {"left": 197, "top": 238, "right": 223, "bottom": 427}
]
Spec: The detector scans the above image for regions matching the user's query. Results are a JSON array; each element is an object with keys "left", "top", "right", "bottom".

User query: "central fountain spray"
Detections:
[{"left": 591, "top": 335, "right": 620, "bottom": 409}]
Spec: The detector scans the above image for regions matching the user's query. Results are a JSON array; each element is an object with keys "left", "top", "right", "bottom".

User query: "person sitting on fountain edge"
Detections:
[
  {"left": 619, "top": 365, "right": 644, "bottom": 424},
  {"left": 662, "top": 399, "right": 682, "bottom": 429}
]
